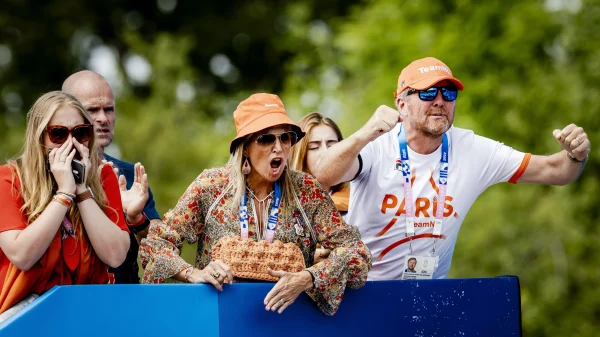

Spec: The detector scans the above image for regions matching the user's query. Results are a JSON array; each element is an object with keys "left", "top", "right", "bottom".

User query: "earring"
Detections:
[{"left": 242, "top": 157, "right": 251, "bottom": 175}]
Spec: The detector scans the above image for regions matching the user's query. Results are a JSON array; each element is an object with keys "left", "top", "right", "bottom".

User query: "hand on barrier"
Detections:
[
  {"left": 188, "top": 260, "right": 234, "bottom": 291},
  {"left": 264, "top": 269, "right": 313, "bottom": 314}
]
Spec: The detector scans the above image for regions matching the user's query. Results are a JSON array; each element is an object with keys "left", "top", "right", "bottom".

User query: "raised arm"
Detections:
[
  {"left": 517, "top": 124, "right": 590, "bottom": 185},
  {"left": 314, "top": 105, "right": 401, "bottom": 187},
  {"left": 73, "top": 141, "right": 130, "bottom": 268}
]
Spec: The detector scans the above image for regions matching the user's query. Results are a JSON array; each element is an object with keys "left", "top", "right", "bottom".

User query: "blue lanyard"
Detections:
[
  {"left": 240, "top": 180, "right": 282, "bottom": 243},
  {"left": 398, "top": 125, "right": 449, "bottom": 238}
]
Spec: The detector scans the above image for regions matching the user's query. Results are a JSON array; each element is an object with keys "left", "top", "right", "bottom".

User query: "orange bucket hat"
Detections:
[
  {"left": 230, "top": 93, "right": 305, "bottom": 153},
  {"left": 395, "top": 57, "right": 464, "bottom": 97}
]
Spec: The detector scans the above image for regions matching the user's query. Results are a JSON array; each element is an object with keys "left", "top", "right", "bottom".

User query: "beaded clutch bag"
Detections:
[{"left": 211, "top": 236, "right": 306, "bottom": 282}]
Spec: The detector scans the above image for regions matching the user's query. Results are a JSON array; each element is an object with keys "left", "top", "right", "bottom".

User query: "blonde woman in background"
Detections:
[{"left": 289, "top": 112, "right": 351, "bottom": 263}]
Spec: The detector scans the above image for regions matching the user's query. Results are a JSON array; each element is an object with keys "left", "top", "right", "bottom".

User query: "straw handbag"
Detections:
[{"left": 211, "top": 236, "right": 306, "bottom": 282}]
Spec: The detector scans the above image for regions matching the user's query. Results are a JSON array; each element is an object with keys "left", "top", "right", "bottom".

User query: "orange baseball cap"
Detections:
[
  {"left": 230, "top": 93, "right": 305, "bottom": 153},
  {"left": 395, "top": 57, "right": 464, "bottom": 97}
]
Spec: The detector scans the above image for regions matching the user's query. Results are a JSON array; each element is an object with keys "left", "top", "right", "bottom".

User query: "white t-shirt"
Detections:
[{"left": 347, "top": 124, "right": 530, "bottom": 280}]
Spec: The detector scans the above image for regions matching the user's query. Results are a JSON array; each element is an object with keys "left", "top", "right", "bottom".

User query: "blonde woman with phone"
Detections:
[{"left": 0, "top": 91, "right": 145, "bottom": 316}]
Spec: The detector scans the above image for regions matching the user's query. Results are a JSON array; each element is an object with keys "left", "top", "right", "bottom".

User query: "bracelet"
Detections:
[
  {"left": 53, "top": 194, "right": 72, "bottom": 208},
  {"left": 57, "top": 191, "right": 76, "bottom": 199},
  {"left": 56, "top": 192, "right": 74, "bottom": 202},
  {"left": 126, "top": 213, "right": 147, "bottom": 227},
  {"left": 567, "top": 152, "right": 587, "bottom": 163},
  {"left": 183, "top": 266, "right": 195, "bottom": 283}
]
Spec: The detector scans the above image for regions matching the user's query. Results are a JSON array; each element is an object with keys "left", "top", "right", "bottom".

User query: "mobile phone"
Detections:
[
  {"left": 71, "top": 159, "right": 86, "bottom": 185},
  {"left": 47, "top": 150, "right": 85, "bottom": 184}
]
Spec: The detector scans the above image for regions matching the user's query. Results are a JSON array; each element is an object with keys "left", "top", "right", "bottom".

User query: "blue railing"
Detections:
[{"left": 0, "top": 276, "right": 521, "bottom": 337}]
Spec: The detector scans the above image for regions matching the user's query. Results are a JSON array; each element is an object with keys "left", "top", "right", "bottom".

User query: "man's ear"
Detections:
[{"left": 396, "top": 97, "right": 405, "bottom": 110}]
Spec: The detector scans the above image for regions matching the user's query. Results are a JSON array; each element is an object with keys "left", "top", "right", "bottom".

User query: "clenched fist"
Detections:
[
  {"left": 553, "top": 124, "right": 590, "bottom": 162},
  {"left": 358, "top": 105, "right": 402, "bottom": 142}
]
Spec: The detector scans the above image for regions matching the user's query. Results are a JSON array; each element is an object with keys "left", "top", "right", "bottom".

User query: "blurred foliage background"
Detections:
[{"left": 1, "top": 0, "right": 599, "bottom": 335}]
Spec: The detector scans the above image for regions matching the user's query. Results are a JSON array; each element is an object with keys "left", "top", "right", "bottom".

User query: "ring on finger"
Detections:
[
  {"left": 212, "top": 271, "right": 221, "bottom": 279},
  {"left": 279, "top": 299, "right": 285, "bottom": 306}
]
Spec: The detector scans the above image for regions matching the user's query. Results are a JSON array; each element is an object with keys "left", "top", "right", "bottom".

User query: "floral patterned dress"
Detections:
[{"left": 140, "top": 166, "right": 372, "bottom": 315}]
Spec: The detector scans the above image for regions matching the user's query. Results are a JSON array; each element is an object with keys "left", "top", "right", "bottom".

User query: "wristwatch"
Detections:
[{"left": 74, "top": 186, "right": 95, "bottom": 203}]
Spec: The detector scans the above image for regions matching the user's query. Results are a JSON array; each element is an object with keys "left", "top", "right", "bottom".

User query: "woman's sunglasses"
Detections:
[
  {"left": 255, "top": 131, "right": 298, "bottom": 148},
  {"left": 46, "top": 124, "right": 94, "bottom": 144},
  {"left": 407, "top": 86, "right": 458, "bottom": 102}
]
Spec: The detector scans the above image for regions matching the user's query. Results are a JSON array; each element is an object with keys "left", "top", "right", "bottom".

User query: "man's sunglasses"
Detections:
[
  {"left": 407, "top": 86, "right": 458, "bottom": 102},
  {"left": 46, "top": 124, "right": 94, "bottom": 144},
  {"left": 255, "top": 131, "right": 298, "bottom": 148}
]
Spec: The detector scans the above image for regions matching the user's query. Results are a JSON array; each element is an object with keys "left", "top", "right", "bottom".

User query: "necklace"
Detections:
[{"left": 246, "top": 187, "right": 274, "bottom": 240}]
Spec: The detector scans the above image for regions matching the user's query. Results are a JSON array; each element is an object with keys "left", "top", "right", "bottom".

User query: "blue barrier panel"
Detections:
[{"left": 0, "top": 277, "right": 521, "bottom": 337}]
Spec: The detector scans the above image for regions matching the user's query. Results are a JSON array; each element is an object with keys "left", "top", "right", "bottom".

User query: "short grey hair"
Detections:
[{"left": 395, "top": 89, "right": 409, "bottom": 108}]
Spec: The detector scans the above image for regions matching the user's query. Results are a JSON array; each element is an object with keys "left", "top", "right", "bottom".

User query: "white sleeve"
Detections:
[
  {"left": 353, "top": 137, "right": 376, "bottom": 182},
  {"left": 469, "top": 134, "right": 530, "bottom": 190}
]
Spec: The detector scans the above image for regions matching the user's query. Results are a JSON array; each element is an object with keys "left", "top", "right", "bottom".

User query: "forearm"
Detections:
[
  {"left": 520, "top": 151, "right": 587, "bottom": 185},
  {"left": 315, "top": 129, "right": 371, "bottom": 186},
  {"left": 553, "top": 151, "right": 587, "bottom": 185},
  {"left": 78, "top": 198, "right": 130, "bottom": 267},
  {"left": 2, "top": 202, "right": 68, "bottom": 270}
]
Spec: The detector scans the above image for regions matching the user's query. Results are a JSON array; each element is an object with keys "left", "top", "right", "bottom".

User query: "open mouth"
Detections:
[{"left": 270, "top": 158, "right": 283, "bottom": 169}]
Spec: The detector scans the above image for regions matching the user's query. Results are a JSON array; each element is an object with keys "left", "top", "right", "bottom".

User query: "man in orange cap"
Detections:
[{"left": 315, "top": 57, "right": 590, "bottom": 281}]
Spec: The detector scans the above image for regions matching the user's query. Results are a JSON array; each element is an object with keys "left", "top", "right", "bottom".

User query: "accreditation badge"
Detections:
[{"left": 401, "top": 254, "right": 436, "bottom": 280}]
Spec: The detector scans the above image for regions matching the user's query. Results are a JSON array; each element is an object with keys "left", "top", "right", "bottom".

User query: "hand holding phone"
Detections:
[
  {"left": 47, "top": 145, "right": 78, "bottom": 194},
  {"left": 71, "top": 159, "right": 86, "bottom": 185}
]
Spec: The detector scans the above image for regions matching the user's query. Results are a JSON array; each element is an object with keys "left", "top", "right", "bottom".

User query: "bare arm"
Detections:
[
  {"left": 518, "top": 151, "right": 586, "bottom": 185},
  {"left": 73, "top": 138, "right": 130, "bottom": 268},
  {"left": 0, "top": 202, "right": 68, "bottom": 271},
  {"left": 77, "top": 196, "right": 130, "bottom": 268},
  {"left": 315, "top": 105, "right": 401, "bottom": 187},
  {"left": 0, "top": 141, "right": 79, "bottom": 270},
  {"left": 314, "top": 133, "right": 368, "bottom": 187},
  {"left": 518, "top": 124, "right": 590, "bottom": 185}
]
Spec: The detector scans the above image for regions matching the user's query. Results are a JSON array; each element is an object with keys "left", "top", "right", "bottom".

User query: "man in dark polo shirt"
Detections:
[{"left": 62, "top": 70, "right": 160, "bottom": 283}]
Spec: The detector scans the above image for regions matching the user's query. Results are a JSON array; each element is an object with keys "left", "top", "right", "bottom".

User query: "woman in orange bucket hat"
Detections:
[{"left": 140, "top": 93, "right": 371, "bottom": 316}]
